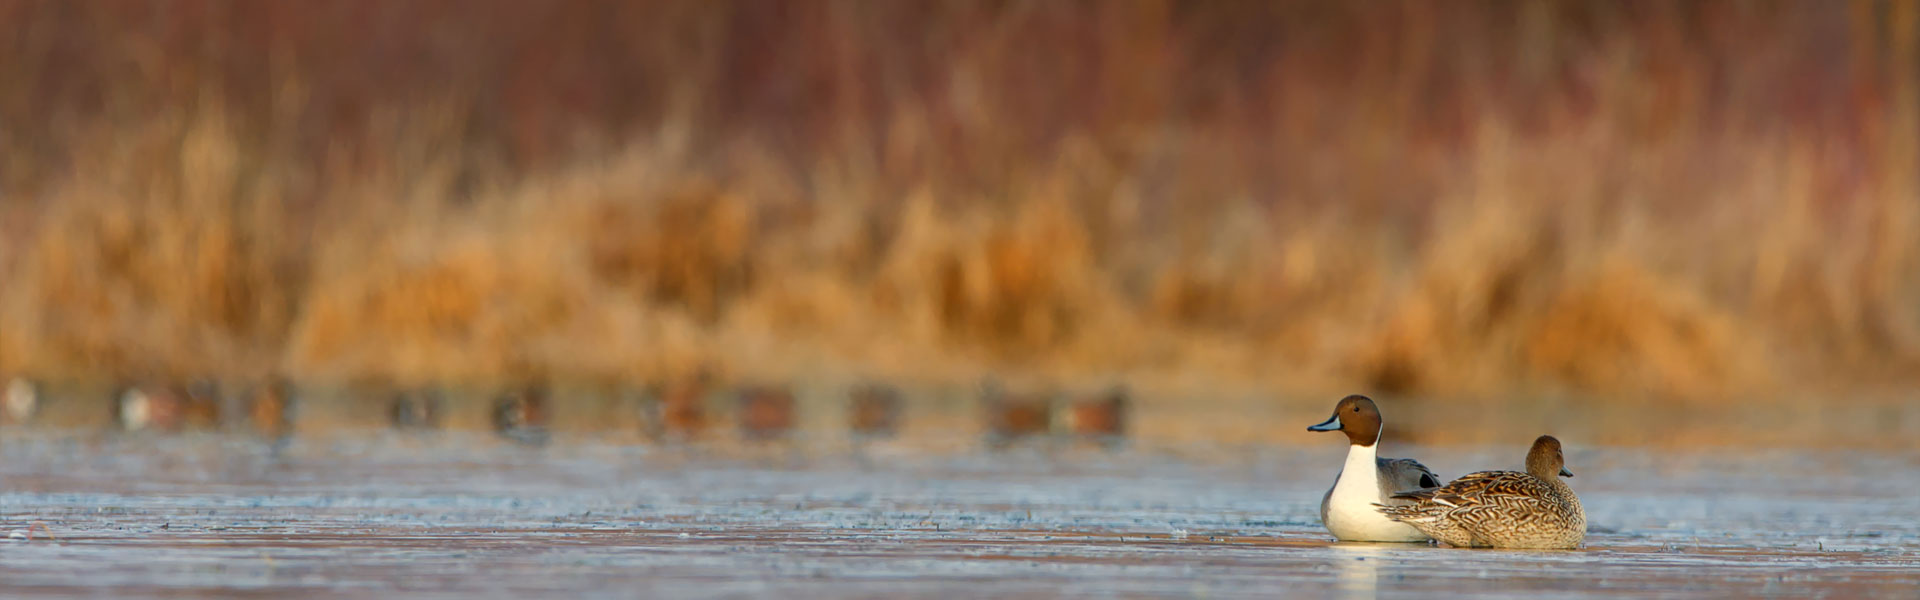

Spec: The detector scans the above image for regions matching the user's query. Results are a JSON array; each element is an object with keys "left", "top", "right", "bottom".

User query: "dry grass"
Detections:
[{"left": 0, "top": 1, "right": 1916, "bottom": 407}]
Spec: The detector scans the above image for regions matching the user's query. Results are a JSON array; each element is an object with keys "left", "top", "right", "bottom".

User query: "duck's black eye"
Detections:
[{"left": 1351, "top": 406, "right": 1359, "bottom": 412}]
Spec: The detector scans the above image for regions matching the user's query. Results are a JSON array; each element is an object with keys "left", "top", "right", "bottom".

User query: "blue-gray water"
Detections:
[{"left": 1, "top": 433, "right": 1915, "bottom": 598}]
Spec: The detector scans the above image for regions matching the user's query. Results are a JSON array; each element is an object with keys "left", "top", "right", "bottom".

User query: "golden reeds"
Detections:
[{"left": 0, "top": 1, "right": 1914, "bottom": 406}]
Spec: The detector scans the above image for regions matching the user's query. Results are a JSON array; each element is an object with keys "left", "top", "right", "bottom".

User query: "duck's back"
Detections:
[
  {"left": 1378, "top": 470, "right": 1585, "bottom": 549},
  {"left": 1380, "top": 458, "right": 1440, "bottom": 496}
]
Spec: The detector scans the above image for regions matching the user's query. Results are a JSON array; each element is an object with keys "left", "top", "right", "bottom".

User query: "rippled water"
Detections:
[{"left": 1, "top": 433, "right": 1915, "bottom": 598}]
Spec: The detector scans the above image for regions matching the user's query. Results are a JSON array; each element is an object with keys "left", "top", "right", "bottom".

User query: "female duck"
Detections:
[{"left": 1375, "top": 435, "right": 1586, "bottom": 549}]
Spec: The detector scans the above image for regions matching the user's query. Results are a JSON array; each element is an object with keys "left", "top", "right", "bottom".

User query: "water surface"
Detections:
[{"left": 1, "top": 434, "right": 1914, "bottom": 598}]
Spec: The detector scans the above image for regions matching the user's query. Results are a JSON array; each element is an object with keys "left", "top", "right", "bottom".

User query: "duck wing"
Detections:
[
  {"left": 1397, "top": 469, "right": 1512, "bottom": 507},
  {"left": 1392, "top": 470, "right": 1538, "bottom": 507},
  {"left": 1377, "top": 457, "right": 1440, "bottom": 499}
]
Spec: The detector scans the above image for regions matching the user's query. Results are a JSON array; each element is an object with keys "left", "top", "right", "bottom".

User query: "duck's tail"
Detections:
[{"left": 1373, "top": 502, "right": 1412, "bottom": 519}]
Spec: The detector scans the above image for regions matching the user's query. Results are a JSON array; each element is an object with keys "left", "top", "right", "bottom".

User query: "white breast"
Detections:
[{"left": 1324, "top": 443, "right": 1431, "bottom": 542}]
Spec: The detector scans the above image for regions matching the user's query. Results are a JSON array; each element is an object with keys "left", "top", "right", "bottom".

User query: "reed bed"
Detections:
[{"left": 0, "top": 1, "right": 1915, "bottom": 407}]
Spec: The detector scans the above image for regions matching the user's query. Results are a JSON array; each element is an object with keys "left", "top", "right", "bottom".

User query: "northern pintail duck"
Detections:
[
  {"left": 1376, "top": 435, "right": 1586, "bottom": 549},
  {"left": 1308, "top": 394, "right": 1441, "bottom": 542}
]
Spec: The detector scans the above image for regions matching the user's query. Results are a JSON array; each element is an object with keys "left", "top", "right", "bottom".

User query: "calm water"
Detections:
[{"left": 1, "top": 433, "right": 1915, "bottom": 598}]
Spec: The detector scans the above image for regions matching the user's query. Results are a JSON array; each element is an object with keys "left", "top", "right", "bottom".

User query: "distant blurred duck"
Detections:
[
  {"left": 848, "top": 382, "right": 902, "bottom": 440},
  {"left": 389, "top": 388, "right": 443, "bottom": 430},
  {"left": 118, "top": 382, "right": 219, "bottom": 431},
  {"left": 981, "top": 379, "right": 1051, "bottom": 447},
  {"left": 1376, "top": 435, "right": 1586, "bottom": 549},
  {"left": 4, "top": 378, "right": 37, "bottom": 424},
  {"left": 1067, "top": 385, "right": 1127, "bottom": 444},
  {"left": 1308, "top": 394, "right": 1441, "bottom": 542},
  {"left": 493, "top": 384, "right": 550, "bottom": 446},
  {"left": 735, "top": 384, "right": 795, "bottom": 441}
]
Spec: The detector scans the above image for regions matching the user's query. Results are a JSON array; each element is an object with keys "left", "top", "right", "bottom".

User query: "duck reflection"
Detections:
[{"left": 1331, "top": 544, "right": 1385, "bottom": 600}]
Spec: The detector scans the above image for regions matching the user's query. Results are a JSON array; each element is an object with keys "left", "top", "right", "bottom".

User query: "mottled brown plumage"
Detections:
[{"left": 1376, "top": 435, "right": 1586, "bottom": 549}]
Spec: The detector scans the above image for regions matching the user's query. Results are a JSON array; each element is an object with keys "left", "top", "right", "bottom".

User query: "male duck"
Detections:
[
  {"left": 1375, "top": 435, "right": 1586, "bottom": 549},
  {"left": 1307, "top": 394, "right": 1441, "bottom": 542}
]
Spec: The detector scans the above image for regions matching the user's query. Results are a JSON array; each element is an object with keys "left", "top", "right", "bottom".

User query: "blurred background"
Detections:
[{"left": 1, "top": 0, "right": 1916, "bottom": 448}]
